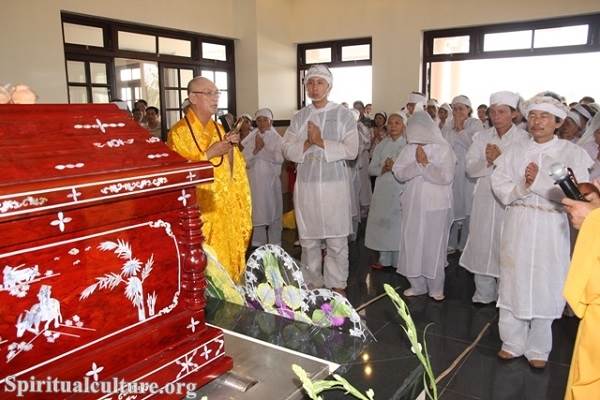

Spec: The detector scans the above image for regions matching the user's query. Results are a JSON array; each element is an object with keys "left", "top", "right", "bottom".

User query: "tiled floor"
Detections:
[{"left": 206, "top": 222, "right": 578, "bottom": 400}]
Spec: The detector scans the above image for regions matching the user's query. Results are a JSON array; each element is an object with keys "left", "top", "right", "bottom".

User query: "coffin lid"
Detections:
[{"left": 0, "top": 104, "right": 212, "bottom": 219}]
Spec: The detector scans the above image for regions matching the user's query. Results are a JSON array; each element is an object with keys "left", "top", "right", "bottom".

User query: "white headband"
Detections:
[
  {"left": 255, "top": 108, "right": 273, "bottom": 120},
  {"left": 525, "top": 96, "right": 568, "bottom": 120},
  {"left": 490, "top": 91, "right": 519, "bottom": 109},
  {"left": 452, "top": 95, "right": 472, "bottom": 108},
  {"left": 305, "top": 65, "right": 333, "bottom": 88},
  {"left": 408, "top": 92, "right": 426, "bottom": 104},
  {"left": 566, "top": 111, "right": 584, "bottom": 128},
  {"left": 389, "top": 110, "right": 408, "bottom": 124}
]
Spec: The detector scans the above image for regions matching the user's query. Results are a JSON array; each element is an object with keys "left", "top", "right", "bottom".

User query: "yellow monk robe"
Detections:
[
  {"left": 564, "top": 208, "right": 600, "bottom": 400},
  {"left": 168, "top": 109, "right": 252, "bottom": 283}
]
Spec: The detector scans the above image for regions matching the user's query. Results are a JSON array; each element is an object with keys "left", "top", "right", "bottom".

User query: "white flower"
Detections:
[
  {"left": 410, "top": 343, "right": 423, "bottom": 354},
  {"left": 72, "top": 315, "right": 80, "bottom": 322},
  {"left": 68, "top": 248, "right": 80, "bottom": 256},
  {"left": 65, "top": 320, "right": 73, "bottom": 326},
  {"left": 45, "top": 270, "right": 54, "bottom": 276}
]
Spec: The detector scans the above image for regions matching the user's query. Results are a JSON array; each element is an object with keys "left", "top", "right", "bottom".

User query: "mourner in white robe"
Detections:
[
  {"left": 459, "top": 91, "right": 529, "bottom": 304},
  {"left": 282, "top": 65, "right": 358, "bottom": 291},
  {"left": 357, "top": 120, "right": 372, "bottom": 219},
  {"left": 443, "top": 95, "right": 484, "bottom": 252},
  {"left": 364, "top": 111, "right": 407, "bottom": 268},
  {"left": 393, "top": 111, "right": 456, "bottom": 300},
  {"left": 578, "top": 112, "right": 600, "bottom": 180},
  {"left": 242, "top": 108, "right": 284, "bottom": 246},
  {"left": 491, "top": 93, "right": 593, "bottom": 365}
]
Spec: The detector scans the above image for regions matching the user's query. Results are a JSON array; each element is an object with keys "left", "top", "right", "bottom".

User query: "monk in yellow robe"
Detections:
[
  {"left": 168, "top": 76, "right": 251, "bottom": 283},
  {"left": 562, "top": 192, "right": 600, "bottom": 400}
]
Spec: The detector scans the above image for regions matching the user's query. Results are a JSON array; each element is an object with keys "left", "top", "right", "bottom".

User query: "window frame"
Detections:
[
  {"left": 297, "top": 37, "right": 372, "bottom": 108},
  {"left": 61, "top": 12, "right": 236, "bottom": 122},
  {"left": 422, "top": 13, "right": 600, "bottom": 95}
]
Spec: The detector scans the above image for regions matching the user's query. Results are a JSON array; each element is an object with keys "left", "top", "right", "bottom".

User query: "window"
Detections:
[
  {"left": 484, "top": 30, "right": 532, "bottom": 52},
  {"left": 305, "top": 48, "right": 332, "bottom": 64},
  {"left": 433, "top": 35, "right": 470, "bottom": 55},
  {"left": 63, "top": 23, "right": 104, "bottom": 47},
  {"left": 423, "top": 13, "right": 600, "bottom": 103},
  {"left": 66, "top": 59, "right": 111, "bottom": 104},
  {"left": 297, "top": 38, "right": 372, "bottom": 108},
  {"left": 533, "top": 24, "right": 589, "bottom": 48},
  {"left": 61, "top": 12, "right": 236, "bottom": 139}
]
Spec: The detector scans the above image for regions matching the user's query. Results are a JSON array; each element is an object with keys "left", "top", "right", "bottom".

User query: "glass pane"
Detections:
[
  {"left": 69, "top": 86, "right": 88, "bottom": 103},
  {"left": 163, "top": 68, "right": 178, "bottom": 87},
  {"left": 305, "top": 47, "right": 332, "bottom": 64},
  {"left": 159, "top": 37, "right": 191, "bottom": 57},
  {"left": 92, "top": 87, "right": 110, "bottom": 103},
  {"left": 165, "top": 90, "right": 180, "bottom": 109},
  {"left": 67, "top": 61, "right": 86, "bottom": 83},
  {"left": 201, "top": 70, "right": 214, "bottom": 80},
  {"left": 90, "top": 62, "right": 107, "bottom": 84},
  {"left": 215, "top": 71, "right": 228, "bottom": 90},
  {"left": 167, "top": 111, "right": 180, "bottom": 129},
  {"left": 218, "top": 90, "right": 228, "bottom": 109},
  {"left": 131, "top": 68, "right": 141, "bottom": 80},
  {"left": 180, "top": 69, "right": 194, "bottom": 88},
  {"left": 121, "top": 88, "right": 132, "bottom": 101},
  {"left": 534, "top": 24, "right": 589, "bottom": 48},
  {"left": 341, "top": 44, "right": 370, "bottom": 61},
  {"left": 433, "top": 35, "right": 470, "bottom": 55},
  {"left": 118, "top": 31, "right": 156, "bottom": 53},
  {"left": 115, "top": 58, "right": 159, "bottom": 108},
  {"left": 202, "top": 42, "right": 227, "bottom": 61},
  {"left": 63, "top": 23, "right": 104, "bottom": 47},
  {"left": 429, "top": 52, "right": 600, "bottom": 114},
  {"left": 180, "top": 90, "right": 188, "bottom": 104},
  {"left": 484, "top": 30, "right": 532, "bottom": 52},
  {"left": 313, "top": 65, "right": 371, "bottom": 106}
]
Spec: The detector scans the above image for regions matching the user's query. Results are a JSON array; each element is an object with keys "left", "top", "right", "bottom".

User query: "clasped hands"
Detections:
[
  {"left": 304, "top": 121, "right": 324, "bottom": 151},
  {"left": 382, "top": 157, "right": 394, "bottom": 174},
  {"left": 485, "top": 143, "right": 501, "bottom": 166},
  {"left": 416, "top": 145, "right": 429, "bottom": 166}
]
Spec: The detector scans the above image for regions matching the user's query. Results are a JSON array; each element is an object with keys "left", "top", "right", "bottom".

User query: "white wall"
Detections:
[
  {"left": 288, "top": 0, "right": 600, "bottom": 112},
  {"left": 1, "top": 0, "right": 599, "bottom": 118},
  {"left": 0, "top": 0, "right": 237, "bottom": 103}
]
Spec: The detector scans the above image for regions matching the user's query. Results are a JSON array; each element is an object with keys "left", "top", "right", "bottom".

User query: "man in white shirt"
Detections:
[
  {"left": 459, "top": 91, "right": 529, "bottom": 304},
  {"left": 282, "top": 65, "right": 358, "bottom": 296},
  {"left": 491, "top": 92, "right": 593, "bottom": 369}
]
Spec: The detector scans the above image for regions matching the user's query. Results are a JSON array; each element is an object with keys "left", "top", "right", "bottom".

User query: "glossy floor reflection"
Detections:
[{"left": 208, "top": 222, "right": 578, "bottom": 400}]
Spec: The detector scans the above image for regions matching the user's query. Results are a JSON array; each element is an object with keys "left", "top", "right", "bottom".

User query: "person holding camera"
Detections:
[{"left": 167, "top": 76, "right": 251, "bottom": 283}]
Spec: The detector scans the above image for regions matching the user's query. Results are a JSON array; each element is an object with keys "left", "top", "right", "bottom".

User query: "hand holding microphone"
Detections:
[{"left": 548, "top": 162, "right": 599, "bottom": 201}]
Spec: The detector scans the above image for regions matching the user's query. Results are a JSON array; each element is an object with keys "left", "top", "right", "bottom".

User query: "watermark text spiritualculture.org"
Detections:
[{"left": 2, "top": 376, "right": 197, "bottom": 397}]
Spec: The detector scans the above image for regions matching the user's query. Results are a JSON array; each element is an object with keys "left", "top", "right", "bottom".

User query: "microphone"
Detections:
[{"left": 548, "top": 163, "right": 586, "bottom": 201}]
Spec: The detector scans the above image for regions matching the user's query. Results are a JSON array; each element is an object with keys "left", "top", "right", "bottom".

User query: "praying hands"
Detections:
[
  {"left": 524, "top": 162, "right": 538, "bottom": 187},
  {"left": 416, "top": 145, "right": 429, "bottom": 166}
]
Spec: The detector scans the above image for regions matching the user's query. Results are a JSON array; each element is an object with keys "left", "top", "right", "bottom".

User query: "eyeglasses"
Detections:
[{"left": 190, "top": 90, "right": 222, "bottom": 97}]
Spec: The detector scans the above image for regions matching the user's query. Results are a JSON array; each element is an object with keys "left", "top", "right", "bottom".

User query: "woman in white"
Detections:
[
  {"left": 282, "top": 65, "right": 358, "bottom": 294},
  {"left": 242, "top": 108, "right": 284, "bottom": 246},
  {"left": 577, "top": 112, "right": 600, "bottom": 180},
  {"left": 443, "top": 95, "right": 484, "bottom": 252},
  {"left": 491, "top": 92, "right": 593, "bottom": 368},
  {"left": 459, "top": 91, "right": 529, "bottom": 304},
  {"left": 393, "top": 111, "right": 456, "bottom": 300},
  {"left": 365, "top": 111, "right": 407, "bottom": 270}
]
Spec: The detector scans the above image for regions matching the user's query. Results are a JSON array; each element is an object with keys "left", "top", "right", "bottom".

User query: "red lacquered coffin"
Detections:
[{"left": 0, "top": 104, "right": 232, "bottom": 399}]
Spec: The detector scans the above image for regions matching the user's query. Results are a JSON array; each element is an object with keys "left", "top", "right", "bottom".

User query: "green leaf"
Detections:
[
  {"left": 263, "top": 252, "right": 285, "bottom": 289},
  {"left": 256, "top": 282, "right": 276, "bottom": 307},
  {"left": 311, "top": 309, "right": 331, "bottom": 327},
  {"left": 330, "top": 297, "right": 352, "bottom": 318},
  {"left": 282, "top": 285, "right": 303, "bottom": 310}
]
